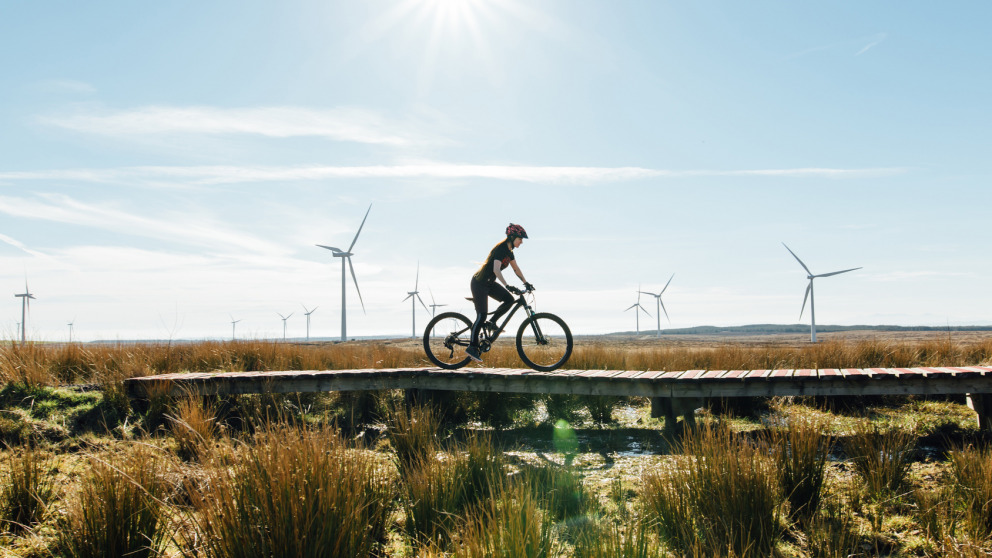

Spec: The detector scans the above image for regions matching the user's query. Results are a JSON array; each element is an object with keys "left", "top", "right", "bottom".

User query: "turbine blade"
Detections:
[
  {"left": 417, "top": 293, "right": 430, "bottom": 313},
  {"left": 624, "top": 304, "right": 637, "bottom": 312},
  {"left": 800, "top": 281, "right": 812, "bottom": 319},
  {"left": 402, "top": 294, "right": 413, "bottom": 302},
  {"left": 348, "top": 257, "right": 366, "bottom": 314},
  {"left": 415, "top": 261, "right": 420, "bottom": 291},
  {"left": 782, "top": 243, "right": 812, "bottom": 275},
  {"left": 816, "top": 267, "right": 863, "bottom": 278},
  {"left": 640, "top": 305, "right": 652, "bottom": 317},
  {"left": 316, "top": 244, "right": 343, "bottom": 253},
  {"left": 638, "top": 291, "right": 658, "bottom": 297},
  {"left": 429, "top": 287, "right": 436, "bottom": 306},
  {"left": 660, "top": 299, "right": 670, "bottom": 323},
  {"left": 661, "top": 273, "right": 674, "bottom": 294},
  {"left": 348, "top": 203, "right": 372, "bottom": 253}
]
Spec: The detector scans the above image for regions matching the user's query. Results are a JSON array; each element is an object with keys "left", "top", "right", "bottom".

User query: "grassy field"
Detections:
[{"left": 1, "top": 334, "right": 992, "bottom": 557}]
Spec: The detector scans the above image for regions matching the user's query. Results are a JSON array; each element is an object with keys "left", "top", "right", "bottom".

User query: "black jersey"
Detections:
[{"left": 473, "top": 241, "right": 515, "bottom": 284}]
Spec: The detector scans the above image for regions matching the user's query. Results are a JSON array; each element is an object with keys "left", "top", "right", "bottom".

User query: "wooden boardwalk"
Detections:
[{"left": 124, "top": 366, "right": 992, "bottom": 429}]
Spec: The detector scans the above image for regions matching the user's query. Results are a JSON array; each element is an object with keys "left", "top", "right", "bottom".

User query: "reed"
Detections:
[
  {"left": 573, "top": 519, "right": 665, "bottom": 558},
  {"left": 56, "top": 444, "right": 171, "bottom": 558},
  {"left": 0, "top": 446, "right": 57, "bottom": 534},
  {"left": 768, "top": 413, "right": 833, "bottom": 523},
  {"left": 179, "top": 421, "right": 395, "bottom": 558},
  {"left": 523, "top": 463, "right": 593, "bottom": 522},
  {"left": 641, "top": 422, "right": 783, "bottom": 558},
  {"left": 843, "top": 422, "right": 916, "bottom": 498},
  {"left": 166, "top": 394, "right": 220, "bottom": 461},
  {"left": 452, "top": 481, "right": 561, "bottom": 558},
  {"left": 948, "top": 444, "right": 992, "bottom": 540}
]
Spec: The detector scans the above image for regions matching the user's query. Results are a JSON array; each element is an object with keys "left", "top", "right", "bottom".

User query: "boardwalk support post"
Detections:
[
  {"left": 966, "top": 393, "right": 992, "bottom": 432},
  {"left": 651, "top": 397, "right": 704, "bottom": 438}
]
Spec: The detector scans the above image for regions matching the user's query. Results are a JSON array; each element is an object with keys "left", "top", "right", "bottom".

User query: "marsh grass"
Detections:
[
  {"left": 0, "top": 446, "right": 57, "bottom": 534},
  {"left": 453, "top": 481, "right": 561, "bottom": 558},
  {"left": 166, "top": 394, "right": 220, "bottom": 461},
  {"left": 572, "top": 519, "right": 665, "bottom": 558},
  {"left": 523, "top": 463, "right": 593, "bottom": 522},
  {"left": 641, "top": 422, "right": 783, "bottom": 558},
  {"left": 949, "top": 444, "right": 992, "bottom": 541},
  {"left": 179, "top": 421, "right": 395, "bottom": 558},
  {"left": 56, "top": 444, "right": 171, "bottom": 558},
  {"left": 806, "top": 495, "right": 864, "bottom": 558},
  {"left": 385, "top": 401, "right": 444, "bottom": 475},
  {"left": 844, "top": 422, "right": 917, "bottom": 498},
  {"left": 769, "top": 413, "right": 833, "bottom": 523}
]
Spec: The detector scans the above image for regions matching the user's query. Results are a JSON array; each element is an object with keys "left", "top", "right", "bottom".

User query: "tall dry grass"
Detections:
[
  {"left": 179, "top": 421, "right": 395, "bottom": 558},
  {"left": 641, "top": 422, "right": 783, "bottom": 558},
  {"left": 843, "top": 422, "right": 917, "bottom": 499},
  {"left": 452, "top": 481, "right": 561, "bottom": 558},
  {"left": 56, "top": 444, "right": 171, "bottom": 558},
  {"left": 949, "top": 444, "right": 992, "bottom": 541},
  {"left": 0, "top": 447, "right": 57, "bottom": 534},
  {"left": 768, "top": 414, "right": 833, "bottom": 523},
  {"left": 3, "top": 337, "right": 991, "bottom": 388}
]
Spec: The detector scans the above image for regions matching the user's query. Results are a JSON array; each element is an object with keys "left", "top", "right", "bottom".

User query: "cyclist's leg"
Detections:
[
  {"left": 469, "top": 277, "right": 489, "bottom": 348},
  {"left": 488, "top": 283, "right": 515, "bottom": 325}
]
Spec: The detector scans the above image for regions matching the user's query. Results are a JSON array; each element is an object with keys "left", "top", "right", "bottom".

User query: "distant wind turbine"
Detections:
[
  {"left": 640, "top": 273, "right": 675, "bottom": 337},
  {"left": 783, "top": 243, "right": 862, "bottom": 343},
  {"left": 427, "top": 288, "right": 447, "bottom": 338},
  {"left": 14, "top": 280, "right": 35, "bottom": 344},
  {"left": 302, "top": 304, "right": 318, "bottom": 341},
  {"left": 67, "top": 319, "right": 75, "bottom": 343},
  {"left": 277, "top": 312, "right": 294, "bottom": 341},
  {"left": 624, "top": 285, "right": 652, "bottom": 335},
  {"left": 230, "top": 315, "right": 241, "bottom": 341},
  {"left": 317, "top": 204, "right": 371, "bottom": 341},
  {"left": 402, "top": 262, "right": 430, "bottom": 339}
]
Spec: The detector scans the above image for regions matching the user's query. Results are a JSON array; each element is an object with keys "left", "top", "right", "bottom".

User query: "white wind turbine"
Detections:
[
  {"left": 317, "top": 204, "right": 371, "bottom": 342},
  {"left": 302, "top": 304, "right": 318, "bottom": 341},
  {"left": 277, "top": 312, "right": 293, "bottom": 341},
  {"left": 624, "top": 285, "right": 652, "bottom": 335},
  {"left": 14, "top": 280, "right": 35, "bottom": 344},
  {"left": 230, "top": 315, "right": 241, "bottom": 341},
  {"left": 402, "top": 262, "right": 430, "bottom": 339},
  {"left": 639, "top": 273, "right": 674, "bottom": 337},
  {"left": 783, "top": 243, "right": 862, "bottom": 343},
  {"left": 427, "top": 288, "right": 447, "bottom": 338},
  {"left": 67, "top": 318, "right": 75, "bottom": 343}
]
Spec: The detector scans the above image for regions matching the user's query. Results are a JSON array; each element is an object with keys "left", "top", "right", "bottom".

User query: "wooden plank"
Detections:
[
  {"left": 679, "top": 370, "right": 707, "bottom": 380},
  {"left": 745, "top": 370, "right": 772, "bottom": 379},
  {"left": 702, "top": 370, "right": 728, "bottom": 379},
  {"left": 770, "top": 369, "right": 794, "bottom": 378},
  {"left": 722, "top": 370, "right": 749, "bottom": 379},
  {"left": 794, "top": 369, "right": 816, "bottom": 378},
  {"left": 818, "top": 368, "right": 842, "bottom": 378}
]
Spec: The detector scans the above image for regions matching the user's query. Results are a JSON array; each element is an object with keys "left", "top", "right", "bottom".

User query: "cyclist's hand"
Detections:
[
  {"left": 523, "top": 282, "right": 535, "bottom": 292},
  {"left": 507, "top": 285, "right": 522, "bottom": 295}
]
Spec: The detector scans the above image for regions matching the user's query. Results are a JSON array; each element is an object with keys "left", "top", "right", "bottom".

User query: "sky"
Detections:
[{"left": 1, "top": 1, "right": 990, "bottom": 342}]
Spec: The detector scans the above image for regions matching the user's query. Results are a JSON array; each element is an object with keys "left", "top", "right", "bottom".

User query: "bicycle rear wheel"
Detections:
[
  {"left": 423, "top": 312, "right": 473, "bottom": 369},
  {"left": 516, "top": 312, "right": 573, "bottom": 372}
]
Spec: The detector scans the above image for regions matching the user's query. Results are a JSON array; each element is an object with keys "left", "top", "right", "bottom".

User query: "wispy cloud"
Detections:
[
  {"left": 40, "top": 106, "right": 425, "bottom": 146},
  {"left": 0, "top": 194, "right": 285, "bottom": 255},
  {"left": 866, "top": 270, "right": 976, "bottom": 282},
  {"left": 855, "top": 33, "right": 887, "bottom": 56},
  {"left": 0, "top": 163, "right": 906, "bottom": 187},
  {"left": 0, "top": 233, "right": 48, "bottom": 258}
]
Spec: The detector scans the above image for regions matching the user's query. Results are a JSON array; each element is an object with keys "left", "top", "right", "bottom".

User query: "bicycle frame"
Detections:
[{"left": 445, "top": 291, "right": 544, "bottom": 351}]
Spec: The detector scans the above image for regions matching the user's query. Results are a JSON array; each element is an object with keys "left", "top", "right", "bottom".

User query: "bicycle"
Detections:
[{"left": 423, "top": 285, "right": 573, "bottom": 371}]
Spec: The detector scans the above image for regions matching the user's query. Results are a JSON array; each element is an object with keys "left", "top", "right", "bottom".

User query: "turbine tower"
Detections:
[
  {"left": 14, "top": 281, "right": 35, "bottom": 344},
  {"left": 402, "top": 262, "right": 430, "bottom": 339},
  {"left": 639, "top": 273, "right": 674, "bottom": 338},
  {"left": 783, "top": 243, "right": 862, "bottom": 343},
  {"left": 624, "top": 285, "right": 651, "bottom": 335},
  {"left": 277, "top": 312, "right": 293, "bottom": 341},
  {"left": 317, "top": 204, "right": 371, "bottom": 342},
  {"left": 230, "top": 315, "right": 241, "bottom": 341},
  {"left": 302, "top": 304, "right": 318, "bottom": 341}
]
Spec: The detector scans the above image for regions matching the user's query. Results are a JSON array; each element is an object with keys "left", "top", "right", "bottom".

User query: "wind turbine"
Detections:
[
  {"left": 302, "top": 304, "right": 318, "bottom": 341},
  {"left": 317, "top": 204, "right": 371, "bottom": 342},
  {"left": 427, "top": 288, "right": 447, "bottom": 338},
  {"left": 624, "top": 285, "right": 652, "bottom": 335},
  {"left": 230, "top": 315, "right": 241, "bottom": 341},
  {"left": 67, "top": 319, "right": 75, "bottom": 343},
  {"left": 639, "top": 273, "right": 674, "bottom": 338},
  {"left": 402, "top": 262, "right": 430, "bottom": 339},
  {"left": 783, "top": 243, "right": 862, "bottom": 343},
  {"left": 14, "top": 281, "right": 35, "bottom": 344},
  {"left": 277, "top": 312, "right": 293, "bottom": 341}
]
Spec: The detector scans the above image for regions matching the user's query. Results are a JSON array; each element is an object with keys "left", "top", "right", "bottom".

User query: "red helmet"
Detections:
[{"left": 506, "top": 223, "right": 528, "bottom": 239}]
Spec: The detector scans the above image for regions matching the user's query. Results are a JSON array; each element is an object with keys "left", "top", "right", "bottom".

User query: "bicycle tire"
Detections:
[
  {"left": 516, "top": 312, "right": 573, "bottom": 372},
  {"left": 423, "top": 311, "right": 474, "bottom": 369}
]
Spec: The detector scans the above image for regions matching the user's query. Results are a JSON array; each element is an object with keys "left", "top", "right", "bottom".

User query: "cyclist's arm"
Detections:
[
  {"left": 492, "top": 259, "right": 511, "bottom": 288},
  {"left": 509, "top": 260, "right": 527, "bottom": 284}
]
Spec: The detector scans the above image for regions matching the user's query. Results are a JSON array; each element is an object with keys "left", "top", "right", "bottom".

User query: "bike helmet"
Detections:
[{"left": 506, "top": 223, "right": 528, "bottom": 239}]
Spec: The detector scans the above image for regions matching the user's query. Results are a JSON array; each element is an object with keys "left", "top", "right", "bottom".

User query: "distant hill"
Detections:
[{"left": 609, "top": 324, "right": 992, "bottom": 336}]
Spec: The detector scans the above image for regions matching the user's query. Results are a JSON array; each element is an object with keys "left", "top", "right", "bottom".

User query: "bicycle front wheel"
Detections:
[
  {"left": 423, "top": 312, "right": 474, "bottom": 369},
  {"left": 516, "top": 312, "right": 573, "bottom": 372}
]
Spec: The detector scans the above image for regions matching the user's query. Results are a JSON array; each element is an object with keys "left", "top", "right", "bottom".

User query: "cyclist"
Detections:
[{"left": 466, "top": 223, "right": 534, "bottom": 362}]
